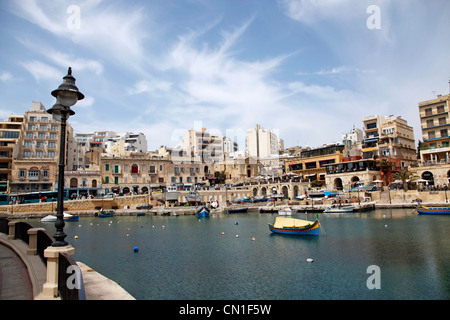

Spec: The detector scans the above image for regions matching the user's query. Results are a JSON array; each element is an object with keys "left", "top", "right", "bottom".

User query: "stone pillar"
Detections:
[
  {"left": 7, "top": 221, "right": 16, "bottom": 240},
  {"left": 41, "top": 245, "right": 75, "bottom": 299},
  {"left": 27, "top": 228, "right": 45, "bottom": 255}
]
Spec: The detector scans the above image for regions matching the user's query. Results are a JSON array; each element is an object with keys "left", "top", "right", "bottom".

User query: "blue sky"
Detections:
[{"left": 1, "top": 0, "right": 449, "bottom": 151}]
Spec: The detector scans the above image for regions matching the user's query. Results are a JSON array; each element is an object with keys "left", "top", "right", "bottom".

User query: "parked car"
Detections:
[{"left": 136, "top": 204, "right": 153, "bottom": 210}]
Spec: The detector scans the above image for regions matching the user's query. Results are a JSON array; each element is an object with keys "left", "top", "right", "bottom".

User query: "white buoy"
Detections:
[
  {"left": 307, "top": 258, "right": 314, "bottom": 263},
  {"left": 236, "top": 234, "right": 239, "bottom": 238}
]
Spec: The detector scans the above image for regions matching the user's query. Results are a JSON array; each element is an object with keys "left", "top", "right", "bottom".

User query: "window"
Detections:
[
  {"left": 2, "top": 131, "right": 19, "bottom": 139},
  {"left": 174, "top": 167, "right": 180, "bottom": 174},
  {"left": 114, "top": 164, "right": 120, "bottom": 174},
  {"left": 426, "top": 119, "right": 434, "bottom": 128},
  {"left": 42, "top": 170, "right": 49, "bottom": 178},
  {"left": 49, "top": 133, "right": 57, "bottom": 139},
  {"left": 428, "top": 131, "right": 436, "bottom": 139},
  {"left": 29, "top": 116, "right": 36, "bottom": 122},
  {"left": 425, "top": 108, "right": 432, "bottom": 116},
  {"left": 149, "top": 165, "right": 156, "bottom": 174},
  {"left": 48, "top": 142, "right": 55, "bottom": 148},
  {"left": 441, "top": 129, "right": 448, "bottom": 138},
  {"left": 437, "top": 105, "right": 445, "bottom": 113},
  {"left": 105, "top": 176, "right": 109, "bottom": 184},
  {"left": 105, "top": 164, "right": 110, "bottom": 171},
  {"left": 36, "top": 151, "right": 43, "bottom": 158},
  {"left": 439, "top": 117, "right": 447, "bottom": 126},
  {"left": 24, "top": 151, "right": 31, "bottom": 158},
  {"left": 159, "top": 165, "right": 163, "bottom": 171},
  {"left": 26, "top": 133, "right": 33, "bottom": 139},
  {"left": 131, "top": 164, "right": 139, "bottom": 174},
  {"left": 48, "top": 151, "right": 55, "bottom": 158},
  {"left": 36, "top": 142, "right": 43, "bottom": 148},
  {"left": 114, "top": 177, "right": 119, "bottom": 184},
  {"left": 18, "top": 170, "right": 26, "bottom": 178},
  {"left": 124, "top": 165, "right": 128, "bottom": 171},
  {"left": 38, "top": 133, "right": 45, "bottom": 139},
  {"left": 51, "top": 125, "right": 58, "bottom": 131},
  {"left": 24, "top": 141, "right": 32, "bottom": 147},
  {"left": 41, "top": 117, "right": 48, "bottom": 122},
  {"left": 28, "top": 125, "right": 35, "bottom": 130},
  {"left": 28, "top": 169, "right": 39, "bottom": 179},
  {"left": 367, "top": 122, "right": 377, "bottom": 129},
  {"left": 40, "top": 125, "right": 47, "bottom": 131}
]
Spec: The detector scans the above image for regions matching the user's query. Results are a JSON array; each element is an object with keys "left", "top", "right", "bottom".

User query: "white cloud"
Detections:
[
  {"left": 0, "top": 72, "right": 13, "bottom": 82},
  {"left": 127, "top": 80, "right": 173, "bottom": 95},
  {"left": 277, "top": 0, "right": 357, "bottom": 24},
  {"left": 20, "top": 60, "right": 61, "bottom": 82}
]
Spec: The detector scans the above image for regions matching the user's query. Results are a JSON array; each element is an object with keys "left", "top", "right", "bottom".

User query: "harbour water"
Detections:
[{"left": 31, "top": 208, "right": 450, "bottom": 300}]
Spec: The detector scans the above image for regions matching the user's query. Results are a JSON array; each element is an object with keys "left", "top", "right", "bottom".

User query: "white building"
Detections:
[{"left": 246, "top": 124, "right": 281, "bottom": 158}]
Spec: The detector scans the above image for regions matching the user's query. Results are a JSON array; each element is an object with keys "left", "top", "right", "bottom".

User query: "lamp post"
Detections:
[{"left": 47, "top": 67, "right": 84, "bottom": 247}]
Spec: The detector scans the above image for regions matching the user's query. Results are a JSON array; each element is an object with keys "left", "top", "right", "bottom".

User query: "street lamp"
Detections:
[{"left": 47, "top": 67, "right": 84, "bottom": 247}]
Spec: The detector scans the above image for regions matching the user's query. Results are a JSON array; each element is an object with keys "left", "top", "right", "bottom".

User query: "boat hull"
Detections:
[
  {"left": 417, "top": 206, "right": 450, "bottom": 215},
  {"left": 98, "top": 211, "right": 115, "bottom": 218},
  {"left": 196, "top": 206, "right": 210, "bottom": 218},
  {"left": 268, "top": 220, "right": 320, "bottom": 236},
  {"left": 324, "top": 206, "right": 354, "bottom": 213},
  {"left": 227, "top": 208, "right": 248, "bottom": 214}
]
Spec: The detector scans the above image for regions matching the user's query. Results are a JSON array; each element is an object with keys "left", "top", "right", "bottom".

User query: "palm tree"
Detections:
[{"left": 392, "top": 169, "right": 418, "bottom": 190}]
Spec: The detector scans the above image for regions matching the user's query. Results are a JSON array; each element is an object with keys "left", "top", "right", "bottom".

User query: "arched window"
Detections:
[
  {"left": 70, "top": 178, "right": 78, "bottom": 188},
  {"left": 131, "top": 164, "right": 139, "bottom": 174}
]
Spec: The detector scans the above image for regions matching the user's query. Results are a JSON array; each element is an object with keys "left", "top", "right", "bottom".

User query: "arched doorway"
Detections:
[
  {"left": 334, "top": 178, "right": 343, "bottom": 190},
  {"left": 293, "top": 185, "right": 299, "bottom": 198},
  {"left": 351, "top": 176, "right": 360, "bottom": 187},
  {"left": 261, "top": 187, "right": 267, "bottom": 196},
  {"left": 92, "top": 180, "right": 97, "bottom": 188},
  {"left": 70, "top": 178, "right": 78, "bottom": 188},
  {"left": 282, "top": 186, "right": 289, "bottom": 199},
  {"left": 122, "top": 187, "right": 130, "bottom": 194},
  {"left": 422, "top": 171, "right": 434, "bottom": 186}
]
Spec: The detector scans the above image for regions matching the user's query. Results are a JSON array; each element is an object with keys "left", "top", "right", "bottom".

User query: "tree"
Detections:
[
  {"left": 392, "top": 169, "right": 418, "bottom": 191},
  {"left": 376, "top": 158, "right": 393, "bottom": 185}
]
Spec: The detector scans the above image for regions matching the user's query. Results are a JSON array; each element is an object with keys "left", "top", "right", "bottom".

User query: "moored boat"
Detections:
[
  {"left": 40, "top": 213, "right": 78, "bottom": 222},
  {"left": 278, "top": 206, "right": 297, "bottom": 216},
  {"left": 196, "top": 206, "right": 210, "bottom": 218},
  {"left": 97, "top": 209, "right": 115, "bottom": 218},
  {"left": 227, "top": 207, "right": 248, "bottom": 214},
  {"left": 268, "top": 216, "right": 320, "bottom": 236},
  {"left": 323, "top": 205, "right": 354, "bottom": 213},
  {"left": 185, "top": 191, "right": 203, "bottom": 204},
  {"left": 417, "top": 206, "right": 450, "bottom": 215}
]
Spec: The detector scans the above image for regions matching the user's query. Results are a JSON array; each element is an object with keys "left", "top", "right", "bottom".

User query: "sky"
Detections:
[{"left": 1, "top": 0, "right": 449, "bottom": 152}]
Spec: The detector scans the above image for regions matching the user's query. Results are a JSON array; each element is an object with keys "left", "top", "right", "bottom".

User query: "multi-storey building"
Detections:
[
  {"left": 285, "top": 144, "right": 345, "bottom": 184},
  {"left": 246, "top": 124, "right": 281, "bottom": 158},
  {"left": 362, "top": 114, "right": 416, "bottom": 167},
  {"left": 100, "top": 152, "right": 208, "bottom": 195},
  {"left": 10, "top": 102, "right": 76, "bottom": 194},
  {"left": 182, "top": 128, "right": 226, "bottom": 164},
  {"left": 0, "top": 115, "right": 24, "bottom": 193},
  {"left": 418, "top": 94, "right": 450, "bottom": 164}
]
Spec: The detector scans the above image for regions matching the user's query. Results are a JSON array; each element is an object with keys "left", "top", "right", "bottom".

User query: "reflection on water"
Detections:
[{"left": 30, "top": 209, "right": 450, "bottom": 300}]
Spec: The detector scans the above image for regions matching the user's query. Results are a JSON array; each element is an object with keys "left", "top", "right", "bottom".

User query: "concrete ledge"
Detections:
[{"left": 76, "top": 261, "right": 135, "bottom": 300}]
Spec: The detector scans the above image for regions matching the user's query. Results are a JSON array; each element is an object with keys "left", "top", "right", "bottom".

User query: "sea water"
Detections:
[{"left": 32, "top": 208, "right": 450, "bottom": 300}]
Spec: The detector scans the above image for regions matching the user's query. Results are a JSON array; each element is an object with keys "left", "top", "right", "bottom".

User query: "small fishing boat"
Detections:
[
  {"left": 40, "top": 213, "right": 78, "bottom": 222},
  {"left": 136, "top": 212, "right": 146, "bottom": 216},
  {"left": 417, "top": 206, "right": 450, "bottom": 215},
  {"left": 323, "top": 205, "right": 354, "bottom": 213},
  {"left": 227, "top": 207, "right": 248, "bottom": 214},
  {"left": 259, "top": 207, "right": 278, "bottom": 213},
  {"left": 278, "top": 206, "right": 297, "bottom": 216},
  {"left": 97, "top": 209, "right": 115, "bottom": 218},
  {"left": 196, "top": 206, "right": 210, "bottom": 218},
  {"left": 268, "top": 216, "right": 320, "bottom": 236},
  {"left": 185, "top": 191, "right": 203, "bottom": 204}
]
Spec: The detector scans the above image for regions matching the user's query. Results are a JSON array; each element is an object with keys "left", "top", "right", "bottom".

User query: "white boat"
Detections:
[
  {"left": 165, "top": 184, "right": 180, "bottom": 201},
  {"left": 185, "top": 191, "right": 203, "bottom": 203},
  {"left": 323, "top": 205, "right": 354, "bottom": 213},
  {"left": 40, "top": 213, "right": 75, "bottom": 222},
  {"left": 278, "top": 206, "right": 297, "bottom": 216}
]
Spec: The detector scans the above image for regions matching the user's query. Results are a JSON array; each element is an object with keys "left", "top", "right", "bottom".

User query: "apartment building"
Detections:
[
  {"left": 246, "top": 124, "right": 281, "bottom": 158},
  {"left": 362, "top": 114, "right": 416, "bottom": 167},
  {"left": 0, "top": 115, "right": 24, "bottom": 193},
  {"left": 10, "top": 101, "right": 76, "bottom": 194},
  {"left": 418, "top": 94, "right": 450, "bottom": 164}
]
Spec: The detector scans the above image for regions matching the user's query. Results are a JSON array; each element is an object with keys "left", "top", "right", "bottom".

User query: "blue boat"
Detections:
[
  {"left": 417, "top": 206, "right": 450, "bottom": 215},
  {"left": 97, "top": 209, "right": 115, "bottom": 218},
  {"left": 196, "top": 206, "right": 210, "bottom": 218}
]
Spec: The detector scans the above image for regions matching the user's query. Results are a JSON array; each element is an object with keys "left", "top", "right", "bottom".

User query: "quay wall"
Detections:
[{"left": 2, "top": 188, "right": 450, "bottom": 217}]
